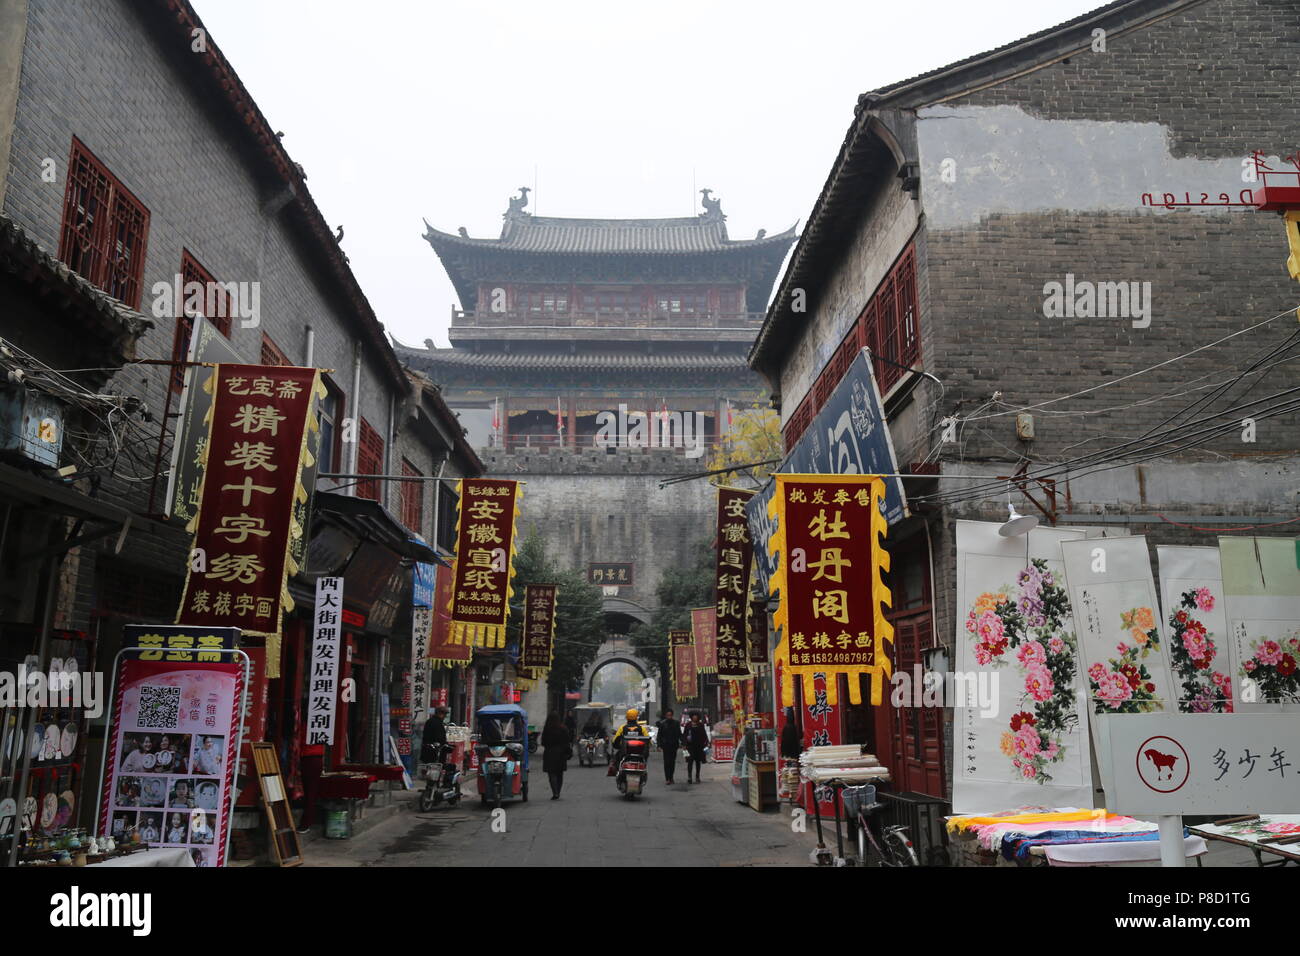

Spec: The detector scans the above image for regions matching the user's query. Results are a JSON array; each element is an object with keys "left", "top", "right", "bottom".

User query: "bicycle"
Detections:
[{"left": 841, "top": 785, "right": 919, "bottom": 867}]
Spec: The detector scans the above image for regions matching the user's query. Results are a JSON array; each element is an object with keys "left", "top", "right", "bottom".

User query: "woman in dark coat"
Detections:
[
  {"left": 541, "top": 712, "right": 571, "bottom": 799},
  {"left": 682, "top": 712, "right": 710, "bottom": 783}
]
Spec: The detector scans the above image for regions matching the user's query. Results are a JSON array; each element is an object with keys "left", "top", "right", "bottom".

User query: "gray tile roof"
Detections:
[
  {"left": 396, "top": 346, "right": 749, "bottom": 371},
  {"left": 424, "top": 216, "right": 797, "bottom": 256}
]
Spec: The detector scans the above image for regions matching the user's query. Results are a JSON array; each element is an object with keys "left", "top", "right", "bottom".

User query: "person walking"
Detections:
[
  {"left": 682, "top": 711, "right": 709, "bottom": 783},
  {"left": 655, "top": 708, "right": 682, "bottom": 785},
  {"left": 541, "top": 712, "right": 571, "bottom": 799}
]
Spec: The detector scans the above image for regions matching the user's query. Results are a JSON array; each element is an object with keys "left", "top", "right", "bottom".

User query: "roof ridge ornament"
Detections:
[
  {"left": 505, "top": 186, "right": 531, "bottom": 220},
  {"left": 699, "top": 188, "right": 725, "bottom": 222}
]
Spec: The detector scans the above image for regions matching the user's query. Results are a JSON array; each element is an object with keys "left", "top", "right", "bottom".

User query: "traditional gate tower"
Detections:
[{"left": 398, "top": 189, "right": 794, "bottom": 704}]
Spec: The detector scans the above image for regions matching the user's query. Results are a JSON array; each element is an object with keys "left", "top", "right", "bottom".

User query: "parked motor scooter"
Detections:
[{"left": 418, "top": 742, "right": 462, "bottom": 811}]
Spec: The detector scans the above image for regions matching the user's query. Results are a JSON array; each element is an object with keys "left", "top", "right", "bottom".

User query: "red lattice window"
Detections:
[
  {"left": 400, "top": 458, "right": 424, "bottom": 533},
  {"left": 356, "top": 417, "right": 384, "bottom": 501},
  {"left": 170, "top": 250, "right": 232, "bottom": 393},
  {"left": 782, "top": 244, "right": 921, "bottom": 449},
  {"left": 261, "top": 333, "right": 291, "bottom": 367},
  {"left": 58, "top": 137, "right": 150, "bottom": 309}
]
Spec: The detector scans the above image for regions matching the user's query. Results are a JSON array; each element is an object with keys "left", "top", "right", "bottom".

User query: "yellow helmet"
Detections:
[{"left": 626, "top": 708, "right": 639, "bottom": 720}]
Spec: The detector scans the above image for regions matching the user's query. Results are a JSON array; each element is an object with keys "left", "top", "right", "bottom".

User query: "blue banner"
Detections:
[
  {"left": 412, "top": 560, "right": 436, "bottom": 609},
  {"left": 746, "top": 348, "right": 908, "bottom": 596}
]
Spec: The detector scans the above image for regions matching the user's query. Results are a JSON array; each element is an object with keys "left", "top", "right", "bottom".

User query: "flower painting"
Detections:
[
  {"left": 1238, "top": 628, "right": 1300, "bottom": 705},
  {"left": 965, "top": 559, "right": 1079, "bottom": 784},
  {"left": 1167, "top": 587, "right": 1234, "bottom": 713}
]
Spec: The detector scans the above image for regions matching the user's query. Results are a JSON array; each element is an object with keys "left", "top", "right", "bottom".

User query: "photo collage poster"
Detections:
[
  {"left": 1219, "top": 536, "right": 1300, "bottom": 714},
  {"left": 1155, "top": 546, "right": 1236, "bottom": 713},
  {"left": 99, "top": 659, "right": 242, "bottom": 867},
  {"left": 953, "top": 521, "right": 1094, "bottom": 814}
]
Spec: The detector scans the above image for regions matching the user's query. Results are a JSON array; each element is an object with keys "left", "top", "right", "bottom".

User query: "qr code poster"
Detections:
[{"left": 99, "top": 657, "right": 242, "bottom": 867}]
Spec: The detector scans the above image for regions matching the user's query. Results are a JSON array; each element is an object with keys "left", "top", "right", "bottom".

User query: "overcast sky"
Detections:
[{"left": 194, "top": 0, "right": 1105, "bottom": 349}]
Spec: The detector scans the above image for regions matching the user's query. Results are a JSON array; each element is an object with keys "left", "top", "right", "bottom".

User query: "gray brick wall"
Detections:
[{"left": 2, "top": 0, "right": 409, "bottom": 627}]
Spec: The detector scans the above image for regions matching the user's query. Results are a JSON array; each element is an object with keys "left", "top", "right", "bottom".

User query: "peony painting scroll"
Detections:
[{"left": 953, "top": 521, "right": 1095, "bottom": 814}]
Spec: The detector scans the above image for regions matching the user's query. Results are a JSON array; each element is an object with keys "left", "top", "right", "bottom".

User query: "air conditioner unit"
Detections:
[{"left": 0, "top": 387, "right": 65, "bottom": 467}]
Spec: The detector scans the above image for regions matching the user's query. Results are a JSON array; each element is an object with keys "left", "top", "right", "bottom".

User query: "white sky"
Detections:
[{"left": 193, "top": 0, "right": 1106, "bottom": 348}]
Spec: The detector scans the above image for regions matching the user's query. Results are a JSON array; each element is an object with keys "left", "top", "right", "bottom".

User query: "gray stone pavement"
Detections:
[{"left": 304, "top": 755, "right": 811, "bottom": 867}]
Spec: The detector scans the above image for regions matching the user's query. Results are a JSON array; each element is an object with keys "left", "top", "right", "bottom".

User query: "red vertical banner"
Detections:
[
  {"left": 429, "top": 563, "right": 472, "bottom": 668},
  {"left": 748, "top": 598, "right": 770, "bottom": 666},
  {"left": 670, "top": 630, "right": 697, "bottom": 699},
  {"left": 767, "top": 475, "right": 893, "bottom": 707},
  {"left": 447, "top": 479, "right": 522, "bottom": 648},
  {"left": 691, "top": 607, "right": 717, "bottom": 674},
  {"left": 521, "top": 584, "right": 558, "bottom": 677},
  {"left": 175, "top": 364, "right": 323, "bottom": 679},
  {"left": 714, "top": 487, "right": 754, "bottom": 679}
]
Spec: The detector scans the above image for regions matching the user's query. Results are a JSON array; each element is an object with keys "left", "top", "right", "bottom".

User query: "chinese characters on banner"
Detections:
[
  {"left": 767, "top": 475, "right": 894, "bottom": 706},
  {"left": 671, "top": 630, "right": 697, "bottom": 700},
  {"left": 428, "top": 562, "right": 472, "bottom": 668},
  {"left": 447, "top": 479, "right": 522, "bottom": 648},
  {"left": 748, "top": 598, "right": 770, "bottom": 665},
  {"left": 175, "top": 364, "right": 324, "bottom": 679},
  {"left": 692, "top": 607, "right": 718, "bottom": 674},
  {"left": 411, "top": 605, "right": 433, "bottom": 720},
  {"left": 99, "top": 634, "right": 245, "bottom": 867},
  {"left": 522, "top": 585, "right": 558, "bottom": 677},
  {"left": 123, "top": 624, "right": 239, "bottom": 662},
  {"left": 715, "top": 487, "right": 755, "bottom": 679},
  {"left": 588, "top": 563, "right": 633, "bottom": 586},
  {"left": 306, "top": 577, "right": 343, "bottom": 746}
]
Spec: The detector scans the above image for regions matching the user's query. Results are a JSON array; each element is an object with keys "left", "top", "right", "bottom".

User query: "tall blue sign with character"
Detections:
[{"left": 747, "top": 348, "right": 909, "bottom": 596}]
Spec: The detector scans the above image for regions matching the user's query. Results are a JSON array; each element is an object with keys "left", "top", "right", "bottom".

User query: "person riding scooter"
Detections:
[
  {"left": 420, "top": 706, "right": 448, "bottom": 763},
  {"left": 609, "top": 708, "right": 650, "bottom": 795}
]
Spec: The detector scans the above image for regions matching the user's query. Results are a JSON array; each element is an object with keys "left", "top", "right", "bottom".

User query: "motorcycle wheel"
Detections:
[{"left": 418, "top": 787, "right": 435, "bottom": 813}]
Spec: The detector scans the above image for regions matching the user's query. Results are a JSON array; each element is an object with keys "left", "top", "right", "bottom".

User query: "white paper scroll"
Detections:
[
  {"left": 953, "top": 521, "right": 1094, "bottom": 814},
  {"left": 1219, "top": 536, "right": 1300, "bottom": 714},
  {"left": 1156, "top": 546, "right": 1236, "bottom": 713},
  {"left": 1061, "top": 535, "right": 1177, "bottom": 716}
]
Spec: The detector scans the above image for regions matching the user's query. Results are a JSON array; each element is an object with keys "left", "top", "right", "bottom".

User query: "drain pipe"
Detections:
[{"left": 348, "top": 341, "right": 362, "bottom": 495}]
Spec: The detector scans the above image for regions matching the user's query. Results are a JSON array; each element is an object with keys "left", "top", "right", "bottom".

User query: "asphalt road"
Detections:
[{"left": 304, "top": 754, "right": 810, "bottom": 867}]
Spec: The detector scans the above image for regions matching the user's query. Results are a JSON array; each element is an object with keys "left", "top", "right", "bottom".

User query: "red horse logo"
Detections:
[{"left": 1144, "top": 748, "right": 1179, "bottom": 781}]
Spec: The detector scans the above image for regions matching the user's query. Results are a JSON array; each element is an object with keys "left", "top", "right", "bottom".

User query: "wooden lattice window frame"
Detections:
[
  {"left": 356, "top": 417, "right": 384, "bottom": 501},
  {"left": 400, "top": 458, "right": 424, "bottom": 533},
  {"left": 58, "top": 137, "right": 150, "bottom": 309},
  {"left": 261, "top": 333, "right": 292, "bottom": 367},
  {"left": 170, "top": 249, "right": 232, "bottom": 393}
]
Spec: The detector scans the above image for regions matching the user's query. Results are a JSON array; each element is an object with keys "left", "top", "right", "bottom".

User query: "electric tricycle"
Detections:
[{"left": 474, "top": 704, "right": 529, "bottom": 808}]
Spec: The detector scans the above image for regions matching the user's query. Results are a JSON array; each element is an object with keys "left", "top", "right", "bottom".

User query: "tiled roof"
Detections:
[
  {"left": 396, "top": 345, "right": 749, "bottom": 371},
  {"left": 424, "top": 216, "right": 797, "bottom": 256}
]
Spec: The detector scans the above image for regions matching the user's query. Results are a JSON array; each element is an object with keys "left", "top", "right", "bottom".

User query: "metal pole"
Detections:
[{"left": 1158, "top": 814, "right": 1186, "bottom": 867}]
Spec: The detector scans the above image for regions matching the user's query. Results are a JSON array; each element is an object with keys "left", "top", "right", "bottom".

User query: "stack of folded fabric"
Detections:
[
  {"left": 947, "top": 807, "right": 1167, "bottom": 862},
  {"left": 798, "top": 745, "right": 890, "bottom": 784}
]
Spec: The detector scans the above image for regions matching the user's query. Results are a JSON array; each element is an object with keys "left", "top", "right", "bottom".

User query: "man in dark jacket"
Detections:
[
  {"left": 420, "top": 706, "right": 448, "bottom": 763},
  {"left": 655, "top": 709, "right": 682, "bottom": 785}
]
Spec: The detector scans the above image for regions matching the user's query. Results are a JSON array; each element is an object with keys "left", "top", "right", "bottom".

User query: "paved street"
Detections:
[{"left": 305, "top": 758, "right": 811, "bottom": 867}]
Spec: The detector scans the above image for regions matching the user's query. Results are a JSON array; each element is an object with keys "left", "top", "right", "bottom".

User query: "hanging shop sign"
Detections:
[
  {"left": 99, "top": 645, "right": 245, "bottom": 867},
  {"left": 175, "top": 363, "right": 324, "bottom": 678},
  {"left": 747, "top": 349, "right": 908, "bottom": 597},
  {"left": 767, "top": 474, "right": 893, "bottom": 706},
  {"left": 411, "top": 606, "right": 433, "bottom": 721},
  {"left": 715, "top": 487, "right": 755, "bottom": 680},
  {"left": 305, "top": 577, "right": 343, "bottom": 746},
  {"left": 692, "top": 607, "right": 718, "bottom": 675},
  {"left": 413, "top": 560, "right": 437, "bottom": 609},
  {"left": 1098, "top": 713, "right": 1300, "bottom": 815},
  {"left": 447, "top": 479, "right": 522, "bottom": 647},
  {"left": 429, "top": 562, "right": 473, "bottom": 668},
  {"left": 522, "top": 584, "right": 558, "bottom": 676},
  {"left": 122, "top": 625, "right": 239, "bottom": 662},
  {"left": 748, "top": 598, "right": 770, "bottom": 666},
  {"left": 671, "top": 630, "right": 697, "bottom": 699}
]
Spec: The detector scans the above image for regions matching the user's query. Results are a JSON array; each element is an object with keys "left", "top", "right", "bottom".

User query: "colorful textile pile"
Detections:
[{"left": 948, "top": 807, "right": 1163, "bottom": 860}]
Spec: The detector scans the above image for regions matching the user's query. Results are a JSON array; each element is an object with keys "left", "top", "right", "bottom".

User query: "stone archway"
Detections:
[{"left": 585, "top": 653, "right": 649, "bottom": 704}]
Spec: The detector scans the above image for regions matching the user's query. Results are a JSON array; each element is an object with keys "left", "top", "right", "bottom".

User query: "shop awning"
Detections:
[
  {"left": 311, "top": 491, "right": 439, "bottom": 564},
  {"left": 0, "top": 461, "right": 135, "bottom": 557}
]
